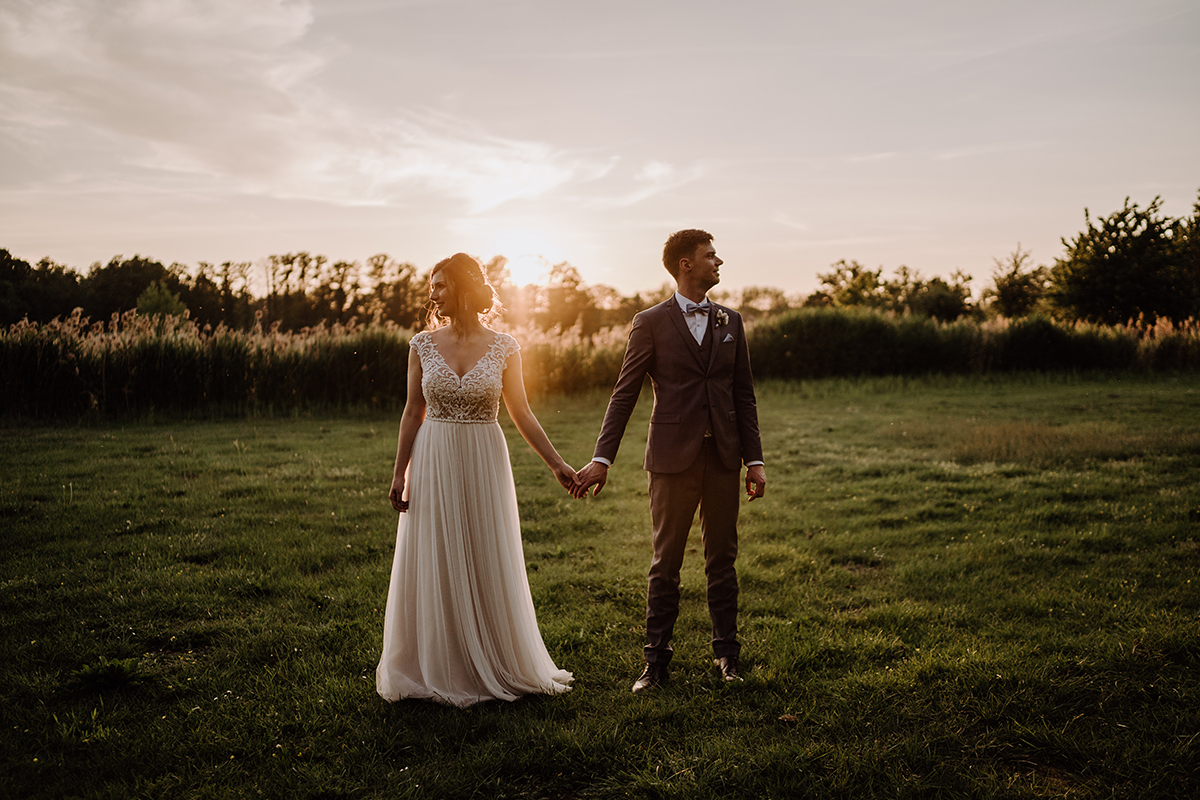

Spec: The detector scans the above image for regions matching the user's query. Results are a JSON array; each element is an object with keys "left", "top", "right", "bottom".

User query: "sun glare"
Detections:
[
  {"left": 505, "top": 254, "right": 550, "bottom": 286},
  {"left": 449, "top": 220, "right": 575, "bottom": 287}
]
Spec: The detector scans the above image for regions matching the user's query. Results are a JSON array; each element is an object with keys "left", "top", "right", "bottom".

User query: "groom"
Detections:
[{"left": 574, "top": 229, "right": 766, "bottom": 692}]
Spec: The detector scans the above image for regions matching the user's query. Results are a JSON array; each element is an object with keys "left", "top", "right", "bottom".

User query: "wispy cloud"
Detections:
[
  {"left": 770, "top": 212, "right": 809, "bottom": 232},
  {"left": 583, "top": 159, "right": 704, "bottom": 209},
  {"left": 932, "top": 141, "right": 1049, "bottom": 161},
  {"left": 0, "top": 0, "right": 613, "bottom": 211},
  {"left": 845, "top": 152, "right": 897, "bottom": 164}
]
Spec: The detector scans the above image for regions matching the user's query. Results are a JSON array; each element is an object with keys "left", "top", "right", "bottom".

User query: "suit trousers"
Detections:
[{"left": 644, "top": 438, "right": 741, "bottom": 664}]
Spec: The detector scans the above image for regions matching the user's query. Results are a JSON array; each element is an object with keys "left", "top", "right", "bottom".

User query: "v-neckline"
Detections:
[{"left": 428, "top": 332, "right": 499, "bottom": 381}]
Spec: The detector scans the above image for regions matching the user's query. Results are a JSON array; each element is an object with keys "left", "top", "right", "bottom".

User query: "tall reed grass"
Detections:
[
  {"left": 514, "top": 324, "right": 627, "bottom": 397},
  {"left": 4, "top": 307, "right": 1200, "bottom": 419},
  {"left": 0, "top": 311, "right": 631, "bottom": 419},
  {"left": 0, "top": 310, "right": 410, "bottom": 418}
]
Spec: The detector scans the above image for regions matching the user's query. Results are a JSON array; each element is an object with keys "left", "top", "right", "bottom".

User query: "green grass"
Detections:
[{"left": 2, "top": 374, "right": 1198, "bottom": 799}]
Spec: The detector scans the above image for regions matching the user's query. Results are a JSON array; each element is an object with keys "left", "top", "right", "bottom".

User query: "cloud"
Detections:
[
  {"left": 0, "top": 0, "right": 317, "bottom": 166},
  {"left": 845, "top": 152, "right": 897, "bottom": 164},
  {"left": 582, "top": 159, "right": 703, "bottom": 209},
  {"left": 770, "top": 213, "right": 809, "bottom": 232},
  {"left": 324, "top": 113, "right": 618, "bottom": 212},
  {"left": 0, "top": 0, "right": 611, "bottom": 210},
  {"left": 932, "top": 141, "right": 1048, "bottom": 161}
]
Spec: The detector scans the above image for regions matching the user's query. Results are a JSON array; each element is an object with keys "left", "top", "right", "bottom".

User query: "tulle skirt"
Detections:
[{"left": 376, "top": 419, "right": 573, "bottom": 707}]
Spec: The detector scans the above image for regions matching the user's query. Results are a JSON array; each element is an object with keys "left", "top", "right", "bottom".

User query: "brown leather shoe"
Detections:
[
  {"left": 632, "top": 662, "right": 669, "bottom": 693},
  {"left": 714, "top": 656, "right": 742, "bottom": 682}
]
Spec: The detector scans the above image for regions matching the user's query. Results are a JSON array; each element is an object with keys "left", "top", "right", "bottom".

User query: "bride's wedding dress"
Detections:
[{"left": 376, "top": 330, "right": 573, "bottom": 707}]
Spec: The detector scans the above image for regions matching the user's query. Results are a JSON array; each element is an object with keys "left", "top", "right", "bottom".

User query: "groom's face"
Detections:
[{"left": 687, "top": 240, "right": 723, "bottom": 290}]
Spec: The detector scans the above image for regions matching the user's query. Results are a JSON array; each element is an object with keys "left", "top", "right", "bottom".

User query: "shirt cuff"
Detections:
[
  {"left": 745, "top": 461, "right": 764, "bottom": 467},
  {"left": 591, "top": 457, "right": 612, "bottom": 467}
]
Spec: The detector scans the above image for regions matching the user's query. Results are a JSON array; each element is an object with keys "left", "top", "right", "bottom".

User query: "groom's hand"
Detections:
[
  {"left": 388, "top": 475, "right": 408, "bottom": 512},
  {"left": 745, "top": 464, "right": 766, "bottom": 501},
  {"left": 573, "top": 461, "right": 609, "bottom": 498}
]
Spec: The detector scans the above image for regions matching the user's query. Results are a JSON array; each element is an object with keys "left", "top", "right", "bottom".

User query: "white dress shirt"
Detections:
[{"left": 675, "top": 291, "right": 709, "bottom": 345}]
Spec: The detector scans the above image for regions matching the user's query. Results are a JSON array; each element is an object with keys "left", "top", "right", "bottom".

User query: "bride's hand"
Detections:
[
  {"left": 553, "top": 463, "right": 578, "bottom": 493},
  {"left": 388, "top": 475, "right": 408, "bottom": 512}
]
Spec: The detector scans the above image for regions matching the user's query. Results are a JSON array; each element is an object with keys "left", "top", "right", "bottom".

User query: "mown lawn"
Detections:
[{"left": 2, "top": 373, "right": 1198, "bottom": 799}]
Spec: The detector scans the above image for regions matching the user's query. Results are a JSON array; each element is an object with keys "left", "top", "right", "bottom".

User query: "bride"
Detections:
[{"left": 376, "top": 252, "right": 576, "bottom": 707}]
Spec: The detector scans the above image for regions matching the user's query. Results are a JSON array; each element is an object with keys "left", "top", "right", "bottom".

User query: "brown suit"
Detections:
[{"left": 593, "top": 295, "right": 762, "bottom": 663}]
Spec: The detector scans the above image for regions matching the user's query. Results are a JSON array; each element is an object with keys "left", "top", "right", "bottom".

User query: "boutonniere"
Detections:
[{"left": 714, "top": 308, "right": 729, "bottom": 328}]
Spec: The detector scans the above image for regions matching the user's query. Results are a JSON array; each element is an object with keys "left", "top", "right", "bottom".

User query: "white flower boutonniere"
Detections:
[{"left": 714, "top": 308, "right": 729, "bottom": 328}]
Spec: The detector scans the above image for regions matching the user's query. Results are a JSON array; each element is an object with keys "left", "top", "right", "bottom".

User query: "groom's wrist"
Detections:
[{"left": 591, "top": 457, "right": 612, "bottom": 467}]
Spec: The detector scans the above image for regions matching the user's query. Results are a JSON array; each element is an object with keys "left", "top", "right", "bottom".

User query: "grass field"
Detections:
[{"left": 2, "top": 374, "right": 1198, "bottom": 799}]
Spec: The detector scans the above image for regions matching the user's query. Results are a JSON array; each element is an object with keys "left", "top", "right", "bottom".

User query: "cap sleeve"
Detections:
[
  {"left": 409, "top": 331, "right": 431, "bottom": 363},
  {"left": 499, "top": 332, "right": 520, "bottom": 361}
]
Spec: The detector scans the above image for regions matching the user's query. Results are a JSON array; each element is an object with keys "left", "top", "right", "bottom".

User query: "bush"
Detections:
[
  {"left": 748, "top": 307, "right": 980, "bottom": 379},
  {"left": 748, "top": 306, "right": 1200, "bottom": 381}
]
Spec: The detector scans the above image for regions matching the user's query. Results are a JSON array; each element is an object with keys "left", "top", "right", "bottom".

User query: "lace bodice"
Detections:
[{"left": 412, "top": 331, "right": 519, "bottom": 423}]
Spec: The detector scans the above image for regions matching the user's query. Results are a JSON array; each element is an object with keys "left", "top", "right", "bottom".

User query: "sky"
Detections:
[{"left": 1, "top": 0, "right": 1198, "bottom": 295}]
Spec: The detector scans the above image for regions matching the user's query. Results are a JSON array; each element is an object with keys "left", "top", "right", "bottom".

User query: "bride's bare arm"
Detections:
[
  {"left": 500, "top": 349, "right": 578, "bottom": 491},
  {"left": 389, "top": 345, "right": 427, "bottom": 511}
]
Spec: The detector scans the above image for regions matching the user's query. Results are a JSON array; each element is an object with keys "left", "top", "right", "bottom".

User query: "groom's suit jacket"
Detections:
[{"left": 593, "top": 296, "right": 763, "bottom": 474}]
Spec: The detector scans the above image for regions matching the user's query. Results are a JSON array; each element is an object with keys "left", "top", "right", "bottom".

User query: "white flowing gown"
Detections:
[{"left": 376, "top": 331, "right": 573, "bottom": 707}]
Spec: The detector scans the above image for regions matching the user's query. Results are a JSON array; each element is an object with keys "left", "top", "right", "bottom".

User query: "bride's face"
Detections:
[{"left": 429, "top": 271, "right": 456, "bottom": 319}]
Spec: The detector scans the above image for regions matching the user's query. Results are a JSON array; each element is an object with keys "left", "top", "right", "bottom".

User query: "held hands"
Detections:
[
  {"left": 570, "top": 461, "right": 608, "bottom": 499},
  {"left": 562, "top": 461, "right": 759, "bottom": 500},
  {"left": 745, "top": 464, "right": 767, "bottom": 501},
  {"left": 568, "top": 462, "right": 764, "bottom": 500}
]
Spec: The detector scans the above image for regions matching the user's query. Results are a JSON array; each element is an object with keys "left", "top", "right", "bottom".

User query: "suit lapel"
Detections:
[
  {"left": 705, "top": 306, "right": 720, "bottom": 374},
  {"left": 666, "top": 297, "right": 706, "bottom": 369}
]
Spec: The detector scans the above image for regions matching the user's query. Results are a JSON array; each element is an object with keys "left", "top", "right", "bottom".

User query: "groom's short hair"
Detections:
[{"left": 662, "top": 229, "right": 713, "bottom": 278}]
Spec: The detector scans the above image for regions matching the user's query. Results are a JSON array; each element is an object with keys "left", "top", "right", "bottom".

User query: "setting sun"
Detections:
[
  {"left": 458, "top": 222, "right": 574, "bottom": 286},
  {"left": 504, "top": 253, "right": 551, "bottom": 286}
]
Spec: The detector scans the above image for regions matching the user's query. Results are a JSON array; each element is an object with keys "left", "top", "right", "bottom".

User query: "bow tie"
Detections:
[{"left": 682, "top": 300, "right": 711, "bottom": 316}]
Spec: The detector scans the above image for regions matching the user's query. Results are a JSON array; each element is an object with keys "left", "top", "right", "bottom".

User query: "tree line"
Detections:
[
  {"left": 3, "top": 191, "right": 1197, "bottom": 332},
  {"left": 0, "top": 249, "right": 664, "bottom": 335}
]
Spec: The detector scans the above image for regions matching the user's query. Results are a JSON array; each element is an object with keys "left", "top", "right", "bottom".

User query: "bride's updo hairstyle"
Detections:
[{"left": 427, "top": 252, "right": 502, "bottom": 327}]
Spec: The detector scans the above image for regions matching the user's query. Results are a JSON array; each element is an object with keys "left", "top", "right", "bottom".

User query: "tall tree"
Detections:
[
  {"left": 815, "top": 260, "right": 888, "bottom": 308},
  {"left": 0, "top": 249, "right": 34, "bottom": 324},
  {"left": 533, "top": 262, "right": 590, "bottom": 332},
  {"left": 0, "top": 251, "right": 85, "bottom": 324},
  {"left": 1050, "top": 196, "right": 1196, "bottom": 324},
  {"left": 311, "top": 259, "right": 361, "bottom": 323},
  {"left": 984, "top": 245, "right": 1050, "bottom": 318},
  {"left": 136, "top": 280, "right": 188, "bottom": 317},
  {"left": 890, "top": 268, "right": 976, "bottom": 321},
  {"left": 83, "top": 255, "right": 184, "bottom": 321},
  {"left": 262, "top": 252, "right": 329, "bottom": 330},
  {"left": 1176, "top": 192, "right": 1200, "bottom": 317},
  {"left": 215, "top": 261, "right": 257, "bottom": 329},
  {"left": 736, "top": 286, "right": 791, "bottom": 321},
  {"left": 177, "top": 261, "right": 255, "bottom": 329},
  {"left": 812, "top": 261, "right": 975, "bottom": 321},
  {"left": 364, "top": 254, "right": 423, "bottom": 328}
]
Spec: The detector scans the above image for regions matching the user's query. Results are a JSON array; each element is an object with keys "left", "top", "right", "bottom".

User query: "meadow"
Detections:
[{"left": 2, "top": 374, "right": 1198, "bottom": 799}]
